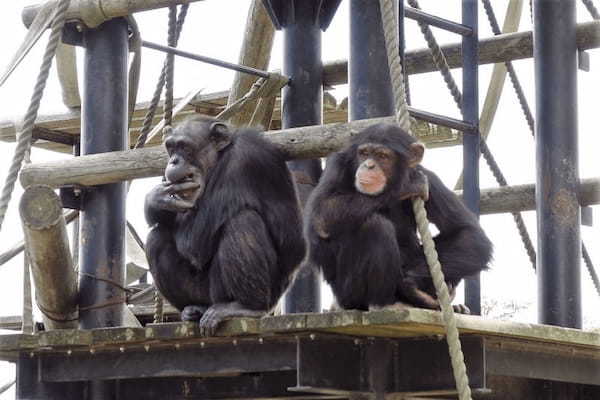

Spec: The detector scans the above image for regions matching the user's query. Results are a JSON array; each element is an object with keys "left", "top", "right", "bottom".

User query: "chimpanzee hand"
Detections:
[
  {"left": 147, "top": 181, "right": 200, "bottom": 213},
  {"left": 397, "top": 169, "right": 429, "bottom": 201}
]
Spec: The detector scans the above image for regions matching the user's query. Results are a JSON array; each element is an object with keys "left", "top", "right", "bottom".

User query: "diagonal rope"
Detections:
[
  {"left": 481, "top": 0, "right": 535, "bottom": 140},
  {"left": 484, "top": 0, "right": 600, "bottom": 291},
  {"left": 0, "top": 0, "right": 72, "bottom": 232},
  {"left": 379, "top": 1, "right": 471, "bottom": 399},
  {"left": 410, "top": 0, "right": 537, "bottom": 270},
  {"left": 581, "top": 0, "right": 600, "bottom": 19}
]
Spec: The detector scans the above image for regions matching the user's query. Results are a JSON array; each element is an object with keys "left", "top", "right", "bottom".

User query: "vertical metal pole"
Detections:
[
  {"left": 80, "top": 17, "right": 128, "bottom": 398},
  {"left": 282, "top": 2, "right": 322, "bottom": 313},
  {"left": 462, "top": 0, "right": 481, "bottom": 315},
  {"left": 72, "top": 143, "right": 80, "bottom": 270},
  {"left": 533, "top": 0, "right": 581, "bottom": 328},
  {"left": 349, "top": 0, "right": 395, "bottom": 120}
]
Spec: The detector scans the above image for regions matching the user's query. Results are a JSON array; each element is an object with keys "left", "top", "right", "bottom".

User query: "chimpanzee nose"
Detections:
[{"left": 365, "top": 160, "right": 375, "bottom": 169}]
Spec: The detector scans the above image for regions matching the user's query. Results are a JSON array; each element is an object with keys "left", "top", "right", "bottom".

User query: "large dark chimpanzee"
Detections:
[
  {"left": 145, "top": 116, "right": 305, "bottom": 335},
  {"left": 305, "top": 123, "right": 492, "bottom": 313}
]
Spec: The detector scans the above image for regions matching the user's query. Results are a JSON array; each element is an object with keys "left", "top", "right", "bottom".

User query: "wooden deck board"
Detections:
[{"left": 1, "top": 308, "right": 598, "bottom": 361}]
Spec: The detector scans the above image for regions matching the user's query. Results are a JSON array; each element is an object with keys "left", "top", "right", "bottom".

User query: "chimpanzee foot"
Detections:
[
  {"left": 198, "top": 302, "right": 265, "bottom": 336},
  {"left": 405, "top": 286, "right": 441, "bottom": 310},
  {"left": 181, "top": 305, "right": 208, "bottom": 321},
  {"left": 452, "top": 304, "right": 471, "bottom": 314}
]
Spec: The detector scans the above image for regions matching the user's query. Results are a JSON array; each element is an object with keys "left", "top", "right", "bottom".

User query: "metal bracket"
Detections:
[
  {"left": 578, "top": 50, "right": 590, "bottom": 72},
  {"left": 581, "top": 206, "right": 593, "bottom": 226},
  {"left": 59, "top": 186, "right": 85, "bottom": 210}
]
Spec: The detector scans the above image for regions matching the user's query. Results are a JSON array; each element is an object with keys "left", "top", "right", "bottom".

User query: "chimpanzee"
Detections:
[
  {"left": 145, "top": 116, "right": 305, "bottom": 335},
  {"left": 305, "top": 123, "right": 492, "bottom": 313}
]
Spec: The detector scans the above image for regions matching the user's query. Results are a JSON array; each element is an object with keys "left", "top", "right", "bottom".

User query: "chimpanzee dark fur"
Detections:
[
  {"left": 305, "top": 123, "right": 492, "bottom": 312},
  {"left": 145, "top": 116, "right": 305, "bottom": 335}
]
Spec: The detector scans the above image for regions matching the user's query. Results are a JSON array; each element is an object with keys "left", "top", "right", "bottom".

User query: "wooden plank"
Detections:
[{"left": 1, "top": 309, "right": 599, "bottom": 360}]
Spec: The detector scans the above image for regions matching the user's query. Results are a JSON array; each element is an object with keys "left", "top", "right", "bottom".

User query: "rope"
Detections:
[
  {"left": 0, "top": 0, "right": 71, "bottom": 232},
  {"left": 378, "top": 1, "right": 471, "bottom": 399},
  {"left": 162, "top": 5, "right": 178, "bottom": 141},
  {"left": 582, "top": 245, "right": 600, "bottom": 298},
  {"left": 153, "top": 287, "right": 164, "bottom": 323},
  {"left": 481, "top": 0, "right": 534, "bottom": 134},
  {"left": 484, "top": 0, "right": 600, "bottom": 286},
  {"left": 217, "top": 73, "right": 288, "bottom": 121},
  {"left": 406, "top": 0, "right": 462, "bottom": 107},
  {"left": 581, "top": 0, "right": 600, "bottom": 19},
  {"left": 412, "top": 0, "right": 537, "bottom": 270},
  {"left": 136, "top": 4, "right": 189, "bottom": 149}
]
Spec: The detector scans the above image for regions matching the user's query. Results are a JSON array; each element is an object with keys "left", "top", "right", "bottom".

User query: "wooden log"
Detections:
[
  {"left": 226, "top": 0, "right": 275, "bottom": 127},
  {"left": 22, "top": 0, "right": 207, "bottom": 28},
  {"left": 19, "top": 186, "right": 78, "bottom": 329},
  {"left": 18, "top": 139, "right": 600, "bottom": 216},
  {"left": 0, "top": 210, "right": 78, "bottom": 268},
  {"left": 471, "top": 177, "right": 600, "bottom": 215},
  {"left": 323, "top": 20, "right": 600, "bottom": 84}
]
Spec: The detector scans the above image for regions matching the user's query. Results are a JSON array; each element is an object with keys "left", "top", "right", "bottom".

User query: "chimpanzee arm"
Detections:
[
  {"left": 416, "top": 167, "right": 493, "bottom": 279},
  {"left": 307, "top": 153, "right": 387, "bottom": 239}
]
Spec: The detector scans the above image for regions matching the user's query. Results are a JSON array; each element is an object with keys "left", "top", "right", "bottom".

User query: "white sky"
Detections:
[{"left": 1, "top": 0, "right": 600, "bottom": 395}]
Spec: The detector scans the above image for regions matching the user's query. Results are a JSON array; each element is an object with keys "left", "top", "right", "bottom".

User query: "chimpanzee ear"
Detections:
[
  {"left": 209, "top": 121, "right": 232, "bottom": 151},
  {"left": 408, "top": 142, "right": 425, "bottom": 168}
]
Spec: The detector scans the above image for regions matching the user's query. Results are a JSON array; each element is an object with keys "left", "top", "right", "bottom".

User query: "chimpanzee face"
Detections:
[
  {"left": 354, "top": 143, "right": 398, "bottom": 196},
  {"left": 164, "top": 119, "right": 231, "bottom": 204}
]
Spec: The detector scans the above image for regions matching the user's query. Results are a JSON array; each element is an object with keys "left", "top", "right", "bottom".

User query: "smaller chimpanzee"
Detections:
[
  {"left": 305, "top": 123, "right": 492, "bottom": 313},
  {"left": 145, "top": 116, "right": 305, "bottom": 335}
]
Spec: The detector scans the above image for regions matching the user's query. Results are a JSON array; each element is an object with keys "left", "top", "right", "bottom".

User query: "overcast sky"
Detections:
[{"left": 1, "top": 1, "right": 600, "bottom": 395}]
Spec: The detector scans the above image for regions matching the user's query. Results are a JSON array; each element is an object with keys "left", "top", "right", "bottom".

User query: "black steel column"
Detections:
[
  {"left": 80, "top": 17, "right": 128, "bottom": 398},
  {"left": 533, "top": 0, "right": 581, "bottom": 328},
  {"left": 349, "top": 0, "right": 395, "bottom": 120},
  {"left": 462, "top": 0, "right": 481, "bottom": 315},
  {"left": 282, "top": 2, "right": 323, "bottom": 313}
]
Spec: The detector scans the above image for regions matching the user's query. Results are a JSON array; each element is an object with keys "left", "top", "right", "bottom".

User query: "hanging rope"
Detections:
[
  {"left": 0, "top": 0, "right": 71, "bottom": 232},
  {"left": 136, "top": 4, "right": 190, "bottom": 149},
  {"left": 378, "top": 1, "right": 471, "bottom": 399},
  {"left": 410, "top": 0, "right": 537, "bottom": 270},
  {"left": 162, "top": 5, "right": 178, "bottom": 140}
]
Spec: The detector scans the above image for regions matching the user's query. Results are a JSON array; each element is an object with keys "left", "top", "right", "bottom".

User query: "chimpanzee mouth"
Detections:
[{"left": 168, "top": 177, "right": 204, "bottom": 203}]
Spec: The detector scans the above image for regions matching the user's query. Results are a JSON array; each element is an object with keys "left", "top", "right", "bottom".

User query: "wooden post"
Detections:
[{"left": 19, "top": 185, "right": 78, "bottom": 329}]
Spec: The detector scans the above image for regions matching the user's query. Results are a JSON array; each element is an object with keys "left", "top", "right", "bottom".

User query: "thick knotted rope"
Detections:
[
  {"left": 378, "top": 1, "right": 472, "bottom": 399},
  {"left": 0, "top": 0, "right": 72, "bottom": 232}
]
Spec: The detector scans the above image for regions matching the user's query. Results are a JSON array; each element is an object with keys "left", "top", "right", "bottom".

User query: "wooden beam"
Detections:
[
  {"left": 22, "top": 0, "right": 207, "bottom": 28},
  {"left": 226, "top": 0, "right": 275, "bottom": 127},
  {"left": 473, "top": 177, "right": 600, "bottom": 215},
  {"left": 18, "top": 127, "right": 600, "bottom": 216},
  {"left": 323, "top": 20, "right": 600, "bottom": 85},
  {"left": 19, "top": 186, "right": 78, "bottom": 329}
]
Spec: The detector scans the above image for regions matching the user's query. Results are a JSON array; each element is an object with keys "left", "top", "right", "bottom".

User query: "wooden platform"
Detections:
[
  {"left": 2, "top": 308, "right": 598, "bottom": 356},
  {"left": 2, "top": 309, "right": 599, "bottom": 399}
]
